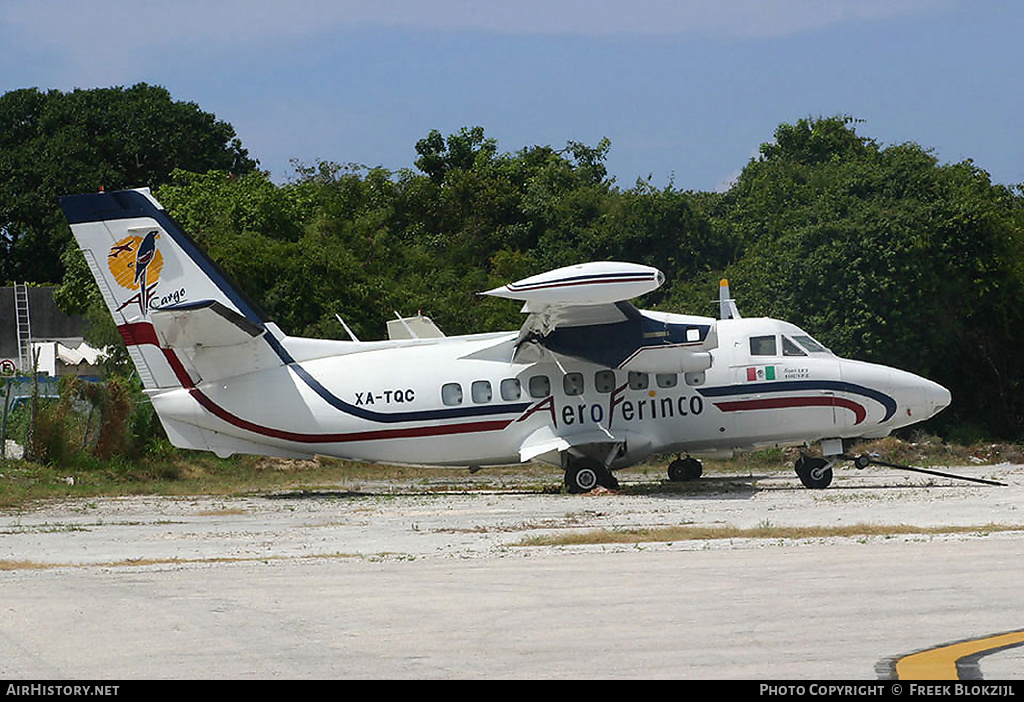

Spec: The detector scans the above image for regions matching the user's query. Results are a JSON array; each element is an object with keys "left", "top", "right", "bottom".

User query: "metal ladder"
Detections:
[{"left": 14, "top": 283, "right": 32, "bottom": 373}]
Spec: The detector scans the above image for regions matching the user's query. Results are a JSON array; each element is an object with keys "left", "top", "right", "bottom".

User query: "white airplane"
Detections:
[{"left": 61, "top": 187, "right": 952, "bottom": 493}]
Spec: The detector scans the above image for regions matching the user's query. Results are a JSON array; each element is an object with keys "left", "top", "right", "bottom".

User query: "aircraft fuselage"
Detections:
[
  {"left": 60, "top": 188, "right": 952, "bottom": 490},
  {"left": 149, "top": 313, "right": 949, "bottom": 468}
]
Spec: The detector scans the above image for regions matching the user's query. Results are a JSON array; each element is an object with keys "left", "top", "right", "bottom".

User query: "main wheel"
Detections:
[
  {"left": 795, "top": 456, "right": 833, "bottom": 489},
  {"left": 565, "top": 459, "right": 601, "bottom": 493},
  {"left": 564, "top": 458, "right": 617, "bottom": 493},
  {"left": 668, "top": 457, "right": 703, "bottom": 482}
]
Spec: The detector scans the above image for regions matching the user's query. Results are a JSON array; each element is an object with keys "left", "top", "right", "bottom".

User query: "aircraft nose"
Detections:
[
  {"left": 839, "top": 360, "right": 951, "bottom": 426},
  {"left": 923, "top": 377, "right": 952, "bottom": 416},
  {"left": 890, "top": 368, "right": 952, "bottom": 423}
]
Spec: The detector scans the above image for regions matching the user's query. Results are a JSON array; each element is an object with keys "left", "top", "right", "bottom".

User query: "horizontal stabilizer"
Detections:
[
  {"left": 386, "top": 313, "right": 446, "bottom": 340},
  {"left": 151, "top": 300, "right": 265, "bottom": 349},
  {"left": 150, "top": 300, "right": 282, "bottom": 383}
]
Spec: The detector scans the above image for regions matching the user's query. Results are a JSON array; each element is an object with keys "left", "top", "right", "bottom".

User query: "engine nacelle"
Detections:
[{"left": 618, "top": 346, "right": 713, "bottom": 374}]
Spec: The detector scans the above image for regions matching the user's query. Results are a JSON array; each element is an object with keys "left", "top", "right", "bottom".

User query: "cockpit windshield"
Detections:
[
  {"left": 750, "top": 331, "right": 832, "bottom": 357},
  {"left": 792, "top": 334, "right": 829, "bottom": 354},
  {"left": 782, "top": 336, "right": 806, "bottom": 356}
]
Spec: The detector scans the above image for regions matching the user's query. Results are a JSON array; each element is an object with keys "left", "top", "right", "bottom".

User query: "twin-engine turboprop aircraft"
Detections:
[{"left": 60, "top": 188, "right": 952, "bottom": 492}]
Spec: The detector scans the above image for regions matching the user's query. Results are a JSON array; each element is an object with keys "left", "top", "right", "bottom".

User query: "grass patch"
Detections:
[
  {"left": 0, "top": 453, "right": 557, "bottom": 510},
  {"left": 514, "top": 522, "right": 1024, "bottom": 547}
]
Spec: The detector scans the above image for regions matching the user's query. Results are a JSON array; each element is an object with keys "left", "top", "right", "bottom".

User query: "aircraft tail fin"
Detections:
[{"left": 59, "top": 188, "right": 272, "bottom": 391}]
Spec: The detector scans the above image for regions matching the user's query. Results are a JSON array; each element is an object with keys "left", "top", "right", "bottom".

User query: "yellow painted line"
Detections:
[{"left": 895, "top": 629, "right": 1024, "bottom": 679}]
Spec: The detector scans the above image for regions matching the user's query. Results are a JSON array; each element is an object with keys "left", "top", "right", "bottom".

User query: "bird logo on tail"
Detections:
[{"left": 107, "top": 230, "right": 163, "bottom": 316}]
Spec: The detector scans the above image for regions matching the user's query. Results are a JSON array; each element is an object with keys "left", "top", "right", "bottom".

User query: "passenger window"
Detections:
[
  {"left": 628, "top": 372, "right": 649, "bottom": 390},
  {"left": 782, "top": 336, "right": 807, "bottom": 357},
  {"left": 471, "top": 380, "right": 492, "bottom": 403},
  {"left": 500, "top": 378, "right": 521, "bottom": 401},
  {"left": 750, "top": 335, "right": 777, "bottom": 356},
  {"left": 528, "top": 375, "right": 551, "bottom": 398},
  {"left": 656, "top": 373, "right": 678, "bottom": 388},
  {"left": 441, "top": 383, "right": 463, "bottom": 406},
  {"left": 563, "top": 372, "right": 584, "bottom": 396},
  {"left": 594, "top": 370, "right": 616, "bottom": 393}
]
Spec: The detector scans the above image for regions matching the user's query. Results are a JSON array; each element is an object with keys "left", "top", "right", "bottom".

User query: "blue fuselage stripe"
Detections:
[{"left": 260, "top": 322, "right": 530, "bottom": 423}]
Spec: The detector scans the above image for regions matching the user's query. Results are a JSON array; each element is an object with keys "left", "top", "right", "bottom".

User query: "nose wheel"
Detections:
[
  {"left": 793, "top": 451, "right": 1006, "bottom": 490},
  {"left": 794, "top": 455, "right": 834, "bottom": 489}
]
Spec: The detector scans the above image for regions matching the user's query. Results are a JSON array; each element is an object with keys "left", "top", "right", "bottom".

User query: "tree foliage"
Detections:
[
  {"left": 0, "top": 84, "right": 257, "bottom": 284},
  {"left": 720, "top": 117, "right": 1024, "bottom": 436}
]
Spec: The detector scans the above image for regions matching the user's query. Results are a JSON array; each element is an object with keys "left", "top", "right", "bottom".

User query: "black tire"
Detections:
[
  {"left": 795, "top": 456, "right": 833, "bottom": 489},
  {"left": 668, "top": 457, "right": 703, "bottom": 482},
  {"left": 564, "top": 458, "right": 617, "bottom": 493},
  {"left": 565, "top": 460, "right": 601, "bottom": 494}
]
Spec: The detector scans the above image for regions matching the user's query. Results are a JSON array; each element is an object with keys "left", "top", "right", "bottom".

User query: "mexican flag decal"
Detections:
[{"left": 746, "top": 366, "right": 776, "bottom": 381}]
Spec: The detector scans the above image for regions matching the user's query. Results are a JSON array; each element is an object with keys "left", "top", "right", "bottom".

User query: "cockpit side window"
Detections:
[
  {"left": 793, "top": 334, "right": 828, "bottom": 353},
  {"left": 782, "top": 336, "right": 807, "bottom": 356},
  {"left": 749, "top": 335, "right": 777, "bottom": 356}
]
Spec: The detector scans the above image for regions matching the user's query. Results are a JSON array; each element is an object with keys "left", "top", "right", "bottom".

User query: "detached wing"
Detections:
[{"left": 483, "top": 262, "right": 717, "bottom": 373}]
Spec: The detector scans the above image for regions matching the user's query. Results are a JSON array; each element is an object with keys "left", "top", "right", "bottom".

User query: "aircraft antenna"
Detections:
[
  {"left": 394, "top": 312, "right": 419, "bottom": 339},
  {"left": 334, "top": 314, "right": 361, "bottom": 342}
]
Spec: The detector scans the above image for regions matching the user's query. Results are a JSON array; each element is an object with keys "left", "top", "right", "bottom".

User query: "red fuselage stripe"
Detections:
[
  {"left": 713, "top": 396, "right": 867, "bottom": 425},
  {"left": 188, "top": 387, "right": 513, "bottom": 443}
]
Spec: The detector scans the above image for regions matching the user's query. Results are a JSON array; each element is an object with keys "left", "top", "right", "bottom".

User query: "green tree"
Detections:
[
  {"left": 719, "top": 116, "right": 1024, "bottom": 437},
  {"left": 0, "top": 84, "right": 257, "bottom": 285}
]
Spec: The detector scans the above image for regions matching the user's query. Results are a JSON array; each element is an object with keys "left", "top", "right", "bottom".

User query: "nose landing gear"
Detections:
[
  {"left": 794, "top": 454, "right": 835, "bottom": 489},
  {"left": 793, "top": 451, "right": 1006, "bottom": 489}
]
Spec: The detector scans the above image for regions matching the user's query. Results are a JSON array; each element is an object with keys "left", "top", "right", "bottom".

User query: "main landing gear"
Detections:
[
  {"left": 563, "top": 456, "right": 620, "bottom": 494},
  {"left": 668, "top": 455, "right": 703, "bottom": 482}
]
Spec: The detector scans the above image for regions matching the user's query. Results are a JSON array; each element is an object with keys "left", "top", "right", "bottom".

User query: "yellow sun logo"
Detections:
[{"left": 107, "top": 232, "right": 163, "bottom": 291}]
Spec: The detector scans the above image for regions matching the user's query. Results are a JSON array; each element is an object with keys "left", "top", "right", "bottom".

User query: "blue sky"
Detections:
[{"left": 1, "top": 0, "right": 1020, "bottom": 192}]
